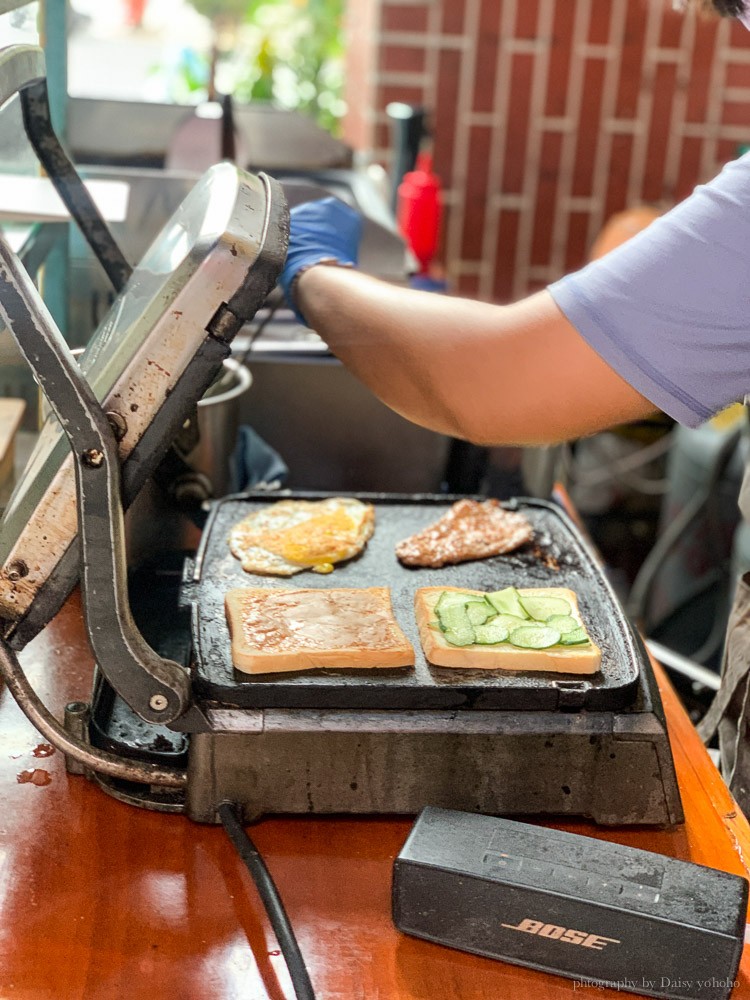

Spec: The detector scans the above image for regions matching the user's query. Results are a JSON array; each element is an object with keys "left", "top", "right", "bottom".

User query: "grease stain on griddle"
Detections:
[
  {"left": 16, "top": 768, "right": 52, "bottom": 786},
  {"left": 528, "top": 541, "right": 560, "bottom": 571}
]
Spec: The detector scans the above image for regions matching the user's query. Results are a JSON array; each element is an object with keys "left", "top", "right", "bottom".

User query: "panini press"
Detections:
[{"left": 0, "top": 45, "right": 683, "bottom": 827}]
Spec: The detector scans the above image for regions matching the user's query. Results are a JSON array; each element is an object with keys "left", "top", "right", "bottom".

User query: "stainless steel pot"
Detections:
[{"left": 187, "top": 358, "right": 252, "bottom": 498}]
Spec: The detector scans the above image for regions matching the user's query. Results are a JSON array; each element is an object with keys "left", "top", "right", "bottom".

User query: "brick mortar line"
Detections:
[
  {"left": 585, "top": 0, "right": 629, "bottom": 253},
  {"left": 444, "top": 0, "right": 481, "bottom": 288},
  {"left": 513, "top": 0, "right": 556, "bottom": 300},
  {"left": 663, "top": 8, "right": 695, "bottom": 200},
  {"left": 479, "top": 0, "right": 517, "bottom": 301},
  {"left": 550, "top": 0, "right": 592, "bottom": 277},
  {"left": 626, "top": 0, "right": 663, "bottom": 206},
  {"left": 701, "top": 18, "right": 732, "bottom": 181}
]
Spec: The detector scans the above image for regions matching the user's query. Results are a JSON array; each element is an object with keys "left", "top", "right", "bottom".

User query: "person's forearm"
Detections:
[{"left": 295, "top": 267, "right": 657, "bottom": 446}]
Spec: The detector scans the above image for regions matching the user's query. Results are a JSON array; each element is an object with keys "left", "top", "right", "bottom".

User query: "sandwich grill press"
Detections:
[{"left": 0, "top": 45, "right": 683, "bottom": 827}]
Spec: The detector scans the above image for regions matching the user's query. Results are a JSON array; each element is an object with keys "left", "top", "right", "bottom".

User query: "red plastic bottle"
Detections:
[{"left": 397, "top": 152, "right": 442, "bottom": 275}]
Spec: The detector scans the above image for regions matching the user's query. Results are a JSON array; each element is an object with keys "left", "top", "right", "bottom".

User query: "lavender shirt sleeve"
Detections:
[{"left": 548, "top": 153, "right": 750, "bottom": 427}]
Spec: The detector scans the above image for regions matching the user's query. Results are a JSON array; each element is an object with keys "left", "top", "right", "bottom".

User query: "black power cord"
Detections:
[{"left": 218, "top": 802, "right": 317, "bottom": 1000}]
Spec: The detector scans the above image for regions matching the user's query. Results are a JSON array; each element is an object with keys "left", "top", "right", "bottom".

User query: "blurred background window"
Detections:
[{"left": 67, "top": 0, "right": 346, "bottom": 134}]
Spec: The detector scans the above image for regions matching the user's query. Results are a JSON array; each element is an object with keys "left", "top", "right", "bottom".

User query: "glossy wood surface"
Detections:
[{"left": 1, "top": 590, "right": 750, "bottom": 1000}]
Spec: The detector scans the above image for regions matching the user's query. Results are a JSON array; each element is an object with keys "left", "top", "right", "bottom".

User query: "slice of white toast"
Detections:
[
  {"left": 415, "top": 586, "right": 601, "bottom": 674},
  {"left": 225, "top": 586, "right": 415, "bottom": 674}
]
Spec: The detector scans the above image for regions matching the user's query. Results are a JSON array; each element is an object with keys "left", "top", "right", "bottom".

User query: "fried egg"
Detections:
[{"left": 228, "top": 497, "right": 375, "bottom": 577}]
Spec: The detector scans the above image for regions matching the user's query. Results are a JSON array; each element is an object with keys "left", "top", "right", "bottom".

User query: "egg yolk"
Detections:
[{"left": 269, "top": 509, "right": 359, "bottom": 566}]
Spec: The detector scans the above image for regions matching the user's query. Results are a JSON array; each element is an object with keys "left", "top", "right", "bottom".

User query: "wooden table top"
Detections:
[{"left": 2, "top": 591, "right": 750, "bottom": 1000}]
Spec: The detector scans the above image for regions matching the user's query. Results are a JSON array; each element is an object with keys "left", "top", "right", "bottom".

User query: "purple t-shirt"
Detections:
[{"left": 548, "top": 153, "right": 750, "bottom": 427}]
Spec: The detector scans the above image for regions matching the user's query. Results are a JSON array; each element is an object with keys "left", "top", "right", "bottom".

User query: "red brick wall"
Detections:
[{"left": 343, "top": 0, "right": 750, "bottom": 301}]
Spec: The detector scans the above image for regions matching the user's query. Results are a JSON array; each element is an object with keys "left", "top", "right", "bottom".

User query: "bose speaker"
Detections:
[{"left": 392, "top": 807, "right": 747, "bottom": 1000}]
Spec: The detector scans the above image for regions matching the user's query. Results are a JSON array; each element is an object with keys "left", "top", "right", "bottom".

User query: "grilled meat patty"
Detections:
[{"left": 395, "top": 499, "right": 533, "bottom": 568}]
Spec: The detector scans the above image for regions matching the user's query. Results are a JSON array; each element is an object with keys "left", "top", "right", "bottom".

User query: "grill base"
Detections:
[
  {"left": 182, "top": 657, "right": 682, "bottom": 826},
  {"left": 88, "top": 653, "right": 682, "bottom": 826}
]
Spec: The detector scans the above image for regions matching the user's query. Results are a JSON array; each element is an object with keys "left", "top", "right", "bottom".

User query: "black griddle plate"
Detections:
[{"left": 185, "top": 493, "right": 641, "bottom": 712}]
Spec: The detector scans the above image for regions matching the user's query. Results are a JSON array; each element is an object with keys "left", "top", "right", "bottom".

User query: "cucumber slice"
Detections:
[
  {"left": 488, "top": 613, "right": 528, "bottom": 632},
  {"left": 437, "top": 603, "right": 475, "bottom": 646},
  {"left": 473, "top": 621, "right": 510, "bottom": 645},
  {"left": 486, "top": 587, "right": 529, "bottom": 619},
  {"left": 545, "top": 614, "right": 579, "bottom": 635},
  {"left": 466, "top": 601, "right": 495, "bottom": 626},
  {"left": 436, "top": 603, "right": 471, "bottom": 630},
  {"left": 435, "top": 591, "right": 475, "bottom": 614},
  {"left": 519, "top": 595, "right": 571, "bottom": 621},
  {"left": 559, "top": 627, "right": 590, "bottom": 646},
  {"left": 444, "top": 627, "right": 476, "bottom": 647},
  {"left": 508, "top": 625, "right": 561, "bottom": 649}
]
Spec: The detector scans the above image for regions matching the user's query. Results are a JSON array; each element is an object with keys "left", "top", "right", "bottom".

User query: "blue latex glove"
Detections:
[{"left": 279, "top": 197, "right": 363, "bottom": 325}]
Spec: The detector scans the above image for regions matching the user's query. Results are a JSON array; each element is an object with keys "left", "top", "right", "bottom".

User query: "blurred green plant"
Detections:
[
  {"left": 185, "top": 0, "right": 254, "bottom": 23},
  {"left": 179, "top": 0, "right": 346, "bottom": 134}
]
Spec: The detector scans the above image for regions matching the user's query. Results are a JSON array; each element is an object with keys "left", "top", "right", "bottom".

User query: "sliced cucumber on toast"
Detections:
[{"left": 432, "top": 586, "right": 592, "bottom": 651}]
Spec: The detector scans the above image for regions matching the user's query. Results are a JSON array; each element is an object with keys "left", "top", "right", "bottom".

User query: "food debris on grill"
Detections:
[
  {"left": 529, "top": 542, "right": 561, "bottom": 571},
  {"left": 395, "top": 499, "right": 534, "bottom": 568}
]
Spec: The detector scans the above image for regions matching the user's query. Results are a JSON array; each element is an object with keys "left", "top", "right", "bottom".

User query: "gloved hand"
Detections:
[{"left": 279, "top": 196, "right": 363, "bottom": 325}]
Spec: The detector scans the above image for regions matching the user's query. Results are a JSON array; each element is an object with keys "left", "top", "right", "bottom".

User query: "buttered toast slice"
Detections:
[
  {"left": 225, "top": 586, "right": 415, "bottom": 674},
  {"left": 415, "top": 586, "right": 601, "bottom": 674}
]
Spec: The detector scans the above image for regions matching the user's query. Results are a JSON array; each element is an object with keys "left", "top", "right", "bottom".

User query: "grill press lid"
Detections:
[{"left": 0, "top": 162, "right": 288, "bottom": 647}]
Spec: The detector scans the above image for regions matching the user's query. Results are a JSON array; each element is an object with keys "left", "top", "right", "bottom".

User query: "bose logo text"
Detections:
[{"left": 501, "top": 918, "right": 621, "bottom": 950}]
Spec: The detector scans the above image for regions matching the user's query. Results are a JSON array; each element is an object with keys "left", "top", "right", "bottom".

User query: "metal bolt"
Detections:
[
  {"left": 63, "top": 702, "right": 91, "bottom": 775},
  {"left": 81, "top": 448, "right": 104, "bottom": 468},
  {"left": 65, "top": 701, "right": 90, "bottom": 719},
  {"left": 149, "top": 694, "right": 169, "bottom": 712},
  {"left": 6, "top": 560, "right": 28, "bottom": 581},
  {"left": 106, "top": 411, "right": 127, "bottom": 441}
]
